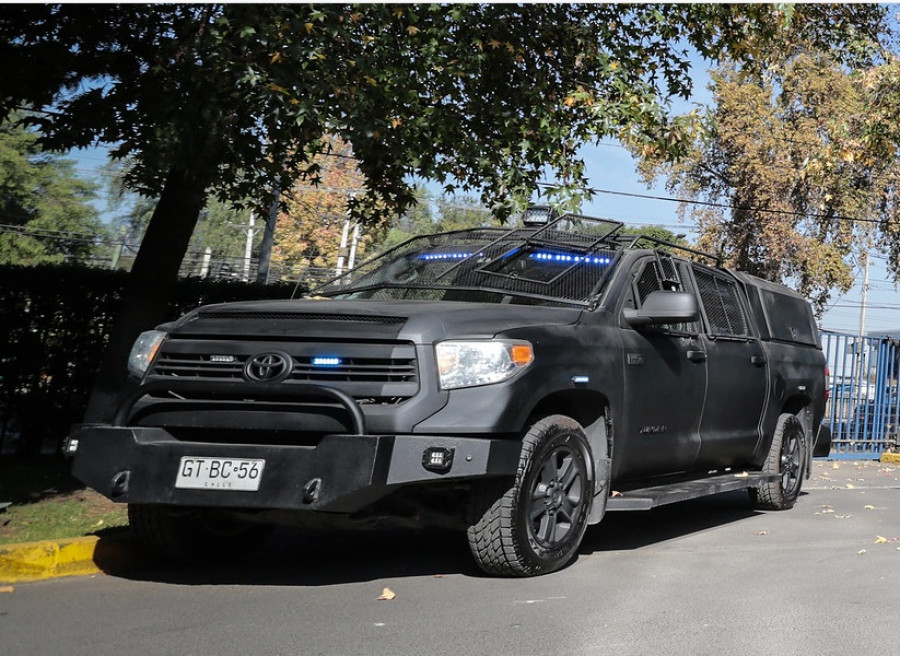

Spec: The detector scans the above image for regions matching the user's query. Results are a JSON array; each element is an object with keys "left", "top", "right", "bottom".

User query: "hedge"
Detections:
[{"left": 0, "top": 264, "right": 302, "bottom": 457}]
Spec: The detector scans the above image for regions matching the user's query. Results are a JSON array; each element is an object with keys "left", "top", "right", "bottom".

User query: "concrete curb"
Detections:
[{"left": 0, "top": 534, "right": 136, "bottom": 584}]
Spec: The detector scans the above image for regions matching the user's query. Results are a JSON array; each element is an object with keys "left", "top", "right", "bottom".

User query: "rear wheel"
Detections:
[
  {"left": 128, "top": 504, "right": 272, "bottom": 562},
  {"left": 466, "top": 415, "right": 593, "bottom": 577},
  {"left": 751, "top": 413, "right": 806, "bottom": 510}
]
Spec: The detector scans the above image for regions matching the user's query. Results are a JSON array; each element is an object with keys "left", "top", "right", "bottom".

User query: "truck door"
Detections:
[
  {"left": 617, "top": 256, "right": 706, "bottom": 480},
  {"left": 690, "top": 265, "right": 767, "bottom": 468}
]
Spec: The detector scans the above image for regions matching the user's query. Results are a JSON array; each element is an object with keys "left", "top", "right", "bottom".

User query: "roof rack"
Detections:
[{"left": 615, "top": 233, "right": 722, "bottom": 267}]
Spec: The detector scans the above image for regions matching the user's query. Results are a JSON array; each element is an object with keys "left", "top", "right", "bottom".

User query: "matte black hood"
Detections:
[{"left": 166, "top": 299, "right": 583, "bottom": 343}]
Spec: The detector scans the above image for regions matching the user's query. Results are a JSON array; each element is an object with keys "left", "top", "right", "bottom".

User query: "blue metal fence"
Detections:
[{"left": 821, "top": 330, "right": 900, "bottom": 459}]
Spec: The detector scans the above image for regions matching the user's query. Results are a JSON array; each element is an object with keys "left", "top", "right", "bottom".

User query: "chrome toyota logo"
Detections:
[{"left": 244, "top": 351, "right": 292, "bottom": 382}]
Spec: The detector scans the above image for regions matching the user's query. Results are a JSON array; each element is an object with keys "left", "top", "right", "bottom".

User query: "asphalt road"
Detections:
[{"left": 2, "top": 461, "right": 898, "bottom": 656}]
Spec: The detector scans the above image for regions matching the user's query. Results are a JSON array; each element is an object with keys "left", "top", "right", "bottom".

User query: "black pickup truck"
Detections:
[{"left": 68, "top": 211, "right": 829, "bottom": 576}]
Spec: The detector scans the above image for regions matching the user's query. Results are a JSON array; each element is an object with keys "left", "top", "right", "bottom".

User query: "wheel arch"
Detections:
[
  {"left": 780, "top": 393, "right": 816, "bottom": 477},
  {"left": 526, "top": 389, "right": 612, "bottom": 524},
  {"left": 527, "top": 389, "right": 610, "bottom": 455}
]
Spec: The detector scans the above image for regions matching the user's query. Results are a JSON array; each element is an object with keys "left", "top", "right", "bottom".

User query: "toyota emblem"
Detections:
[{"left": 244, "top": 351, "right": 292, "bottom": 382}]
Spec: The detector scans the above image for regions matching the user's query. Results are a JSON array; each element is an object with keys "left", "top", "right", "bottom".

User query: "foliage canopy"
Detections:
[
  {"left": 632, "top": 33, "right": 900, "bottom": 310},
  {"left": 0, "top": 117, "right": 102, "bottom": 265}
]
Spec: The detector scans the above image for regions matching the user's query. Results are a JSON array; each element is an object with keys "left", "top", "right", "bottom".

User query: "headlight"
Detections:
[
  {"left": 435, "top": 340, "right": 534, "bottom": 390},
  {"left": 127, "top": 330, "right": 167, "bottom": 378}
]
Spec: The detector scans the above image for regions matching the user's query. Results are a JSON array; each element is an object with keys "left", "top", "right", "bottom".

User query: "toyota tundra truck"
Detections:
[{"left": 67, "top": 210, "right": 830, "bottom": 576}]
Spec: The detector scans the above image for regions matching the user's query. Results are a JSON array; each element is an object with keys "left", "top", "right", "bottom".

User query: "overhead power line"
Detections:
[{"left": 538, "top": 182, "right": 896, "bottom": 227}]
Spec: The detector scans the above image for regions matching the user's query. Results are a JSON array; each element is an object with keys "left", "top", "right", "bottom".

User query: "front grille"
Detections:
[
  {"left": 153, "top": 353, "right": 245, "bottom": 378},
  {"left": 292, "top": 357, "right": 416, "bottom": 383},
  {"left": 149, "top": 339, "right": 419, "bottom": 400}
]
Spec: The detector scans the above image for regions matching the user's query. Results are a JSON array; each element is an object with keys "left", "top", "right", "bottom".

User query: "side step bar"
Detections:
[{"left": 606, "top": 472, "right": 779, "bottom": 511}]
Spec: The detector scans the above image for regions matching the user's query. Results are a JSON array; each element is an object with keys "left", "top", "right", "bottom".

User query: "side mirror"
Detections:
[{"left": 624, "top": 290, "right": 699, "bottom": 327}]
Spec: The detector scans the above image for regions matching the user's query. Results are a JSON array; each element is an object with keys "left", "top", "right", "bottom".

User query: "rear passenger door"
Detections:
[{"left": 690, "top": 265, "right": 767, "bottom": 468}]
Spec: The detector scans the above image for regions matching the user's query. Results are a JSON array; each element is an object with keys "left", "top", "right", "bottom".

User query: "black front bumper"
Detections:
[{"left": 68, "top": 425, "right": 520, "bottom": 513}]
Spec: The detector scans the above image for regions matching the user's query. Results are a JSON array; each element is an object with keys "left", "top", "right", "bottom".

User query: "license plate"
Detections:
[{"left": 175, "top": 457, "right": 265, "bottom": 491}]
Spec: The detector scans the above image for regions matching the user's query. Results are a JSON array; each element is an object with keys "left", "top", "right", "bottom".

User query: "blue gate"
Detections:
[{"left": 821, "top": 331, "right": 900, "bottom": 459}]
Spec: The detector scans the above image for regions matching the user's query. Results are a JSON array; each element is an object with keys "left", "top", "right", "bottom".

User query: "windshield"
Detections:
[{"left": 312, "top": 221, "right": 623, "bottom": 307}]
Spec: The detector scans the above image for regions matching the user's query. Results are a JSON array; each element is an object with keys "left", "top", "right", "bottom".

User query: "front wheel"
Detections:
[
  {"left": 466, "top": 415, "right": 593, "bottom": 577},
  {"left": 750, "top": 413, "right": 807, "bottom": 510}
]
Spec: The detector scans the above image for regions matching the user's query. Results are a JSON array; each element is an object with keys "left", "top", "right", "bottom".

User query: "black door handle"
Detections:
[
  {"left": 686, "top": 350, "right": 707, "bottom": 363},
  {"left": 751, "top": 355, "right": 767, "bottom": 366}
]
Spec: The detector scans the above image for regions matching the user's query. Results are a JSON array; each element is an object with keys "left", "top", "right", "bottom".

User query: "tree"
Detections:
[
  {"left": 0, "top": 116, "right": 103, "bottom": 265},
  {"left": 271, "top": 138, "right": 371, "bottom": 281},
  {"left": 631, "top": 44, "right": 900, "bottom": 310},
  {"left": 0, "top": 4, "right": 886, "bottom": 420}
]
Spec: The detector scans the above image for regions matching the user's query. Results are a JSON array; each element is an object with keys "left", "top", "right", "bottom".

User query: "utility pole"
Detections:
[
  {"left": 856, "top": 250, "right": 872, "bottom": 398},
  {"left": 243, "top": 212, "right": 256, "bottom": 282},
  {"left": 347, "top": 223, "right": 361, "bottom": 270},
  {"left": 200, "top": 247, "right": 212, "bottom": 279},
  {"left": 335, "top": 217, "right": 351, "bottom": 276},
  {"left": 335, "top": 193, "right": 357, "bottom": 278},
  {"left": 858, "top": 250, "right": 870, "bottom": 338}
]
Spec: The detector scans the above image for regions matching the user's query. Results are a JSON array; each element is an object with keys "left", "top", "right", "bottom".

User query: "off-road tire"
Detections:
[
  {"left": 750, "top": 413, "right": 806, "bottom": 510},
  {"left": 466, "top": 415, "right": 593, "bottom": 577},
  {"left": 128, "top": 504, "right": 272, "bottom": 563}
]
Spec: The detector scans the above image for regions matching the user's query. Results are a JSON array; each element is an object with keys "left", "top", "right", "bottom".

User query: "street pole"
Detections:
[
  {"left": 335, "top": 218, "right": 351, "bottom": 276},
  {"left": 857, "top": 250, "right": 871, "bottom": 399},
  {"left": 347, "top": 223, "right": 361, "bottom": 270},
  {"left": 243, "top": 212, "right": 256, "bottom": 282},
  {"left": 858, "top": 250, "right": 870, "bottom": 339}
]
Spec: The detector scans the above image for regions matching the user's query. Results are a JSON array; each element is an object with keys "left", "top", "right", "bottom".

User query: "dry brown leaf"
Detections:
[
  {"left": 376, "top": 587, "right": 396, "bottom": 601},
  {"left": 864, "top": 505, "right": 876, "bottom": 510},
  {"left": 0, "top": 586, "right": 14, "bottom": 594}
]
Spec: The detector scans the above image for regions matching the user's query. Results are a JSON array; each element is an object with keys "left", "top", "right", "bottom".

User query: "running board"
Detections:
[{"left": 606, "top": 472, "right": 779, "bottom": 511}]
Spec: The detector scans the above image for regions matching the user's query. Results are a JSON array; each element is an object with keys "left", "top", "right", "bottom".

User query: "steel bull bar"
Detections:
[{"left": 67, "top": 380, "right": 520, "bottom": 513}]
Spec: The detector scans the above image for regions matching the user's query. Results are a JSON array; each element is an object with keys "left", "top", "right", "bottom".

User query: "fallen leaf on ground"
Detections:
[
  {"left": 858, "top": 549, "right": 867, "bottom": 555},
  {"left": 376, "top": 587, "right": 396, "bottom": 601},
  {"left": 864, "top": 505, "right": 875, "bottom": 510},
  {"left": 0, "top": 586, "right": 14, "bottom": 594},
  {"left": 611, "top": 491, "right": 622, "bottom": 497},
  {"left": 874, "top": 536, "right": 900, "bottom": 543},
  {"left": 754, "top": 530, "right": 770, "bottom": 536}
]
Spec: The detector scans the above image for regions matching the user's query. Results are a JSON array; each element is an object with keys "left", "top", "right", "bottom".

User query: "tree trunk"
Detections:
[
  {"left": 82, "top": 165, "right": 209, "bottom": 424},
  {"left": 255, "top": 183, "right": 280, "bottom": 284}
]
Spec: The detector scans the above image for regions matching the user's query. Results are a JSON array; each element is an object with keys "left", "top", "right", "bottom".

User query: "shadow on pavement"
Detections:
[
  {"left": 580, "top": 489, "right": 763, "bottom": 553},
  {"left": 99, "top": 489, "right": 772, "bottom": 587}
]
